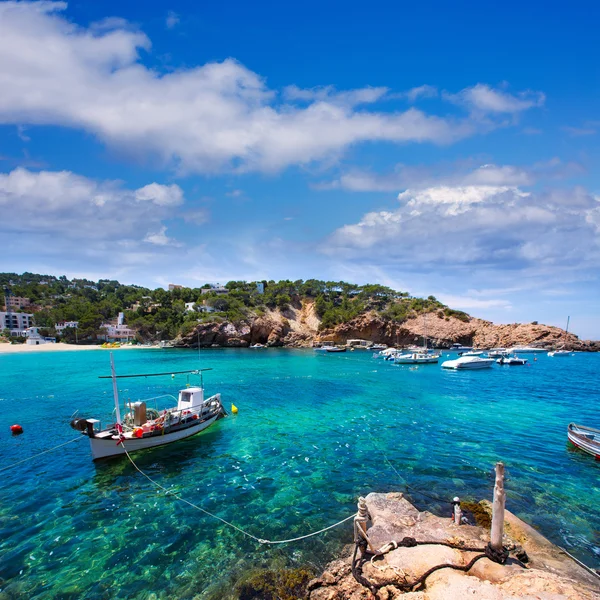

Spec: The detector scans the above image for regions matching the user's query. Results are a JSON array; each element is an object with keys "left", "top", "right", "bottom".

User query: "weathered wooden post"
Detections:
[
  {"left": 452, "top": 496, "right": 462, "bottom": 525},
  {"left": 490, "top": 462, "right": 506, "bottom": 551},
  {"left": 355, "top": 496, "right": 377, "bottom": 553}
]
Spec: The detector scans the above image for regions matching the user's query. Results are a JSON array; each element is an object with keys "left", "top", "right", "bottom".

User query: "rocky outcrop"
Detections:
[
  {"left": 174, "top": 302, "right": 599, "bottom": 351},
  {"left": 307, "top": 493, "right": 600, "bottom": 600}
]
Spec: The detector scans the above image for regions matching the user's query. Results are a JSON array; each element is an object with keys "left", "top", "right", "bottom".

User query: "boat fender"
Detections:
[
  {"left": 192, "top": 414, "right": 199, "bottom": 420},
  {"left": 10, "top": 424, "right": 23, "bottom": 435},
  {"left": 133, "top": 428, "right": 143, "bottom": 438}
]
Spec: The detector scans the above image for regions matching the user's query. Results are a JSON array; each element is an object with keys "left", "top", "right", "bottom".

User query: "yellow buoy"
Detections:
[{"left": 231, "top": 404, "right": 238, "bottom": 414}]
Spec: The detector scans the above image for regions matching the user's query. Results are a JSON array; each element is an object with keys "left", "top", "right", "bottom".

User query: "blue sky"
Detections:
[{"left": 1, "top": 1, "right": 599, "bottom": 337}]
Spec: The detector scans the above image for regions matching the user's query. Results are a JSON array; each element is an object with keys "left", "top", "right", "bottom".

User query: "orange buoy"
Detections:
[
  {"left": 133, "top": 427, "right": 143, "bottom": 438},
  {"left": 10, "top": 424, "right": 23, "bottom": 435}
]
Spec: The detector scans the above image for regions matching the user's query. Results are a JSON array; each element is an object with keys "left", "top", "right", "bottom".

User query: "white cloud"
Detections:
[
  {"left": 401, "top": 85, "right": 438, "bottom": 102},
  {"left": 144, "top": 226, "right": 177, "bottom": 246},
  {"left": 135, "top": 182, "right": 183, "bottom": 206},
  {"left": 324, "top": 180, "right": 600, "bottom": 271},
  {"left": 444, "top": 84, "right": 545, "bottom": 114},
  {"left": 437, "top": 294, "right": 513, "bottom": 310},
  {"left": 0, "top": 167, "right": 183, "bottom": 241},
  {"left": 0, "top": 3, "right": 543, "bottom": 174},
  {"left": 165, "top": 11, "right": 179, "bottom": 29},
  {"left": 562, "top": 125, "right": 596, "bottom": 137}
]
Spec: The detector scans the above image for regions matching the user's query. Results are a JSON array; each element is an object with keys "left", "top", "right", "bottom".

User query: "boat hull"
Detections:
[
  {"left": 567, "top": 423, "right": 600, "bottom": 460},
  {"left": 89, "top": 414, "right": 221, "bottom": 460},
  {"left": 442, "top": 358, "right": 494, "bottom": 370},
  {"left": 394, "top": 355, "right": 440, "bottom": 364}
]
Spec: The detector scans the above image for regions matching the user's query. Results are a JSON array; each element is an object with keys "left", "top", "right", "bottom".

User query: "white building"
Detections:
[
  {"left": 100, "top": 313, "right": 135, "bottom": 342},
  {"left": 55, "top": 321, "right": 79, "bottom": 333},
  {"left": 1, "top": 312, "right": 34, "bottom": 336},
  {"left": 25, "top": 327, "right": 56, "bottom": 345},
  {"left": 201, "top": 285, "right": 229, "bottom": 295}
]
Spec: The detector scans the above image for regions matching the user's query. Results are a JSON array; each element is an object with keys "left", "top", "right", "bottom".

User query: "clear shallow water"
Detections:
[{"left": 0, "top": 348, "right": 599, "bottom": 599}]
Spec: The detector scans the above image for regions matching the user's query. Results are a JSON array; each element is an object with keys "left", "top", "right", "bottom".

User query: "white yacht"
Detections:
[
  {"left": 549, "top": 317, "right": 572, "bottom": 357},
  {"left": 441, "top": 356, "right": 494, "bottom": 370},
  {"left": 450, "top": 343, "right": 473, "bottom": 352},
  {"left": 393, "top": 314, "right": 441, "bottom": 364},
  {"left": 487, "top": 348, "right": 509, "bottom": 358}
]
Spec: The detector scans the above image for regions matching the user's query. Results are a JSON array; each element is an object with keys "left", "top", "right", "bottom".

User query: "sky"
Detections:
[{"left": 0, "top": 0, "right": 599, "bottom": 338}]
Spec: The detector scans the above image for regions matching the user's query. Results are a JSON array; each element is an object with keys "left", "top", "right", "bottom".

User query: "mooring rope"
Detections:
[
  {"left": 0, "top": 436, "right": 83, "bottom": 474},
  {"left": 122, "top": 446, "right": 354, "bottom": 544}
]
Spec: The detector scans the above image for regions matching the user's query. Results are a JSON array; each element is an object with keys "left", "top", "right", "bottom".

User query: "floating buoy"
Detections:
[
  {"left": 10, "top": 424, "right": 23, "bottom": 435},
  {"left": 133, "top": 427, "right": 143, "bottom": 438},
  {"left": 171, "top": 374, "right": 175, "bottom": 379},
  {"left": 231, "top": 404, "right": 238, "bottom": 414}
]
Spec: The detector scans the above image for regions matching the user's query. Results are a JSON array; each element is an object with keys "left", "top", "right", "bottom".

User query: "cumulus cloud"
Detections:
[
  {"left": 401, "top": 85, "right": 438, "bottom": 102},
  {"left": 444, "top": 84, "right": 545, "bottom": 114},
  {"left": 324, "top": 179, "right": 600, "bottom": 271},
  {"left": 0, "top": 2, "right": 543, "bottom": 174},
  {"left": 0, "top": 167, "right": 183, "bottom": 242},
  {"left": 165, "top": 11, "right": 179, "bottom": 29},
  {"left": 318, "top": 159, "right": 582, "bottom": 193}
]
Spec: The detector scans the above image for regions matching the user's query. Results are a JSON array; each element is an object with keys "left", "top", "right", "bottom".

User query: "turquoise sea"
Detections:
[{"left": 0, "top": 348, "right": 599, "bottom": 599}]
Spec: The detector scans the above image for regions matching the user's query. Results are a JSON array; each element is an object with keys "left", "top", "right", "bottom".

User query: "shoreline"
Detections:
[{"left": 0, "top": 343, "right": 161, "bottom": 355}]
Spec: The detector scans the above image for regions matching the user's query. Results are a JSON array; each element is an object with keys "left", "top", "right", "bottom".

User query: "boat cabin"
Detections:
[{"left": 177, "top": 387, "right": 205, "bottom": 410}]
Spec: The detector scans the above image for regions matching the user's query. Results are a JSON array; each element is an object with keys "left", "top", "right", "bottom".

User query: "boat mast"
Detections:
[{"left": 110, "top": 352, "right": 123, "bottom": 431}]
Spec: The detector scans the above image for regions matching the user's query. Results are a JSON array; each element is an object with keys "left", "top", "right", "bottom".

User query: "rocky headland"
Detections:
[
  {"left": 306, "top": 492, "right": 600, "bottom": 600},
  {"left": 175, "top": 300, "right": 599, "bottom": 351}
]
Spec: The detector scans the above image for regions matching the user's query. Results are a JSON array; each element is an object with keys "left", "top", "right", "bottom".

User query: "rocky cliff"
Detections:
[{"left": 175, "top": 300, "right": 599, "bottom": 351}]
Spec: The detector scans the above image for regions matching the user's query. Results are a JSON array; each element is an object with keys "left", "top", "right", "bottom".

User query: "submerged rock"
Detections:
[{"left": 234, "top": 567, "right": 316, "bottom": 600}]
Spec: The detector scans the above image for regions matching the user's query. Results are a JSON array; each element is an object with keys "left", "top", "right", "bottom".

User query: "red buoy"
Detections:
[{"left": 10, "top": 424, "right": 23, "bottom": 435}]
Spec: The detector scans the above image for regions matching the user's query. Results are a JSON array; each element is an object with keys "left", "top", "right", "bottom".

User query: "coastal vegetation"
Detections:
[{"left": 0, "top": 272, "right": 470, "bottom": 343}]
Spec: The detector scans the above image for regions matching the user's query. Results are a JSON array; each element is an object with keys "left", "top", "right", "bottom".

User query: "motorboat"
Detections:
[
  {"left": 70, "top": 354, "right": 226, "bottom": 460},
  {"left": 441, "top": 356, "right": 494, "bottom": 370},
  {"left": 373, "top": 347, "right": 399, "bottom": 359},
  {"left": 371, "top": 344, "right": 388, "bottom": 351},
  {"left": 249, "top": 343, "right": 266, "bottom": 349},
  {"left": 325, "top": 346, "right": 346, "bottom": 353},
  {"left": 567, "top": 423, "right": 600, "bottom": 460},
  {"left": 393, "top": 351, "right": 440, "bottom": 364},
  {"left": 496, "top": 355, "right": 527, "bottom": 365},
  {"left": 314, "top": 341, "right": 335, "bottom": 352},
  {"left": 459, "top": 350, "right": 484, "bottom": 357},
  {"left": 488, "top": 348, "right": 509, "bottom": 358},
  {"left": 450, "top": 343, "right": 473, "bottom": 352},
  {"left": 507, "top": 346, "right": 548, "bottom": 354}
]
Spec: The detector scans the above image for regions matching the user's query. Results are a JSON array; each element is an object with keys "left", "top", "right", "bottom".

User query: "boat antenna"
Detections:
[
  {"left": 197, "top": 328, "right": 203, "bottom": 388},
  {"left": 110, "top": 352, "right": 123, "bottom": 434}
]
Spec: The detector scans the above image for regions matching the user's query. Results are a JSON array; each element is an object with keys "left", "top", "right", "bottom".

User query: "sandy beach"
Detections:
[{"left": 0, "top": 343, "right": 160, "bottom": 355}]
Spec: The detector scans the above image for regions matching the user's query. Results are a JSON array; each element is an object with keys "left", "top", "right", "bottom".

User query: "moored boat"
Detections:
[
  {"left": 325, "top": 346, "right": 346, "bottom": 353},
  {"left": 567, "top": 423, "right": 600, "bottom": 460},
  {"left": 71, "top": 355, "right": 226, "bottom": 460},
  {"left": 393, "top": 351, "right": 440, "bottom": 364},
  {"left": 450, "top": 343, "right": 473, "bottom": 352},
  {"left": 549, "top": 318, "right": 573, "bottom": 357},
  {"left": 441, "top": 356, "right": 494, "bottom": 370},
  {"left": 496, "top": 355, "right": 527, "bottom": 365},
  {"left": 507, "top": 346, "right": 548, "bottom": 354},
  {"left": 488, "top": 348, "right": 509, "bottom": 358}
]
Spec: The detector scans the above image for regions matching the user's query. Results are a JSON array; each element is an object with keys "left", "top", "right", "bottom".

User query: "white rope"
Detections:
[
  {"left": 122, "top": 446, "right": 354, "bottom": 544},
  {"left": 0, "top": 436, "right": 83, "bottom": 474}
]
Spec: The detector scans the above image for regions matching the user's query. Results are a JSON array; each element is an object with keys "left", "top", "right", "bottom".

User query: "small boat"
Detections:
[
  {"left": 314, "top": 342, "right": 335, "bottom": 352},
  {"left": 549, "top": 317, "right": 572, "bottom": 357},
  {"left": 441, "top": 356, "right": 495, "bottom": 370},
  {"left": 567, "top": 423, "right": 600, "bottom": 460},
  {"left": 371, "top": 344, "right": 387, "bottom": 351},
  {"left": 393, "top": 351, "right": 440, "bottom": 364},
  {"left": 488, "top": 348, "right": 509, "bottom": 358},
  {"left": 249, "top": 343, "right": 266, "bottom": 348},
  {"left": 325, "top": 346, "right": 346, "bottom": 353},
  {"left": 373, "top": 347, "right": 399, "bottom": 359},
  {"left": 459, "top": 350, "right": 484, "bottom": 357},
  {"left": 450, "top": 343, "right": 473, "bottom": 352},
  {"left": 496, "top": 355, "right": 527, "bottom": 365},
  {"left": 71, "top": 354, "right": 226, "bottom": 460}
]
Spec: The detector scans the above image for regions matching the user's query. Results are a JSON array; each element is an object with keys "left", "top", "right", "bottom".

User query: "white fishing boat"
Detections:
[
  {"left": 567, "top": 423, "right": 600, "bottom": 460},
  {"left": 393, "top": 351, "right": 440, "bottom": 364},
  {"left": 70, "top": 355, "right": 226, "bottom": 460},
  {"left": 496, "top": 355, "right": 527, "bottom": 365},
  {"left": 549, "top": 317, "right": 572, "bottom": 357},
  {"left": 441, "top": 356, "right": 494, "bottom": 370}
]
